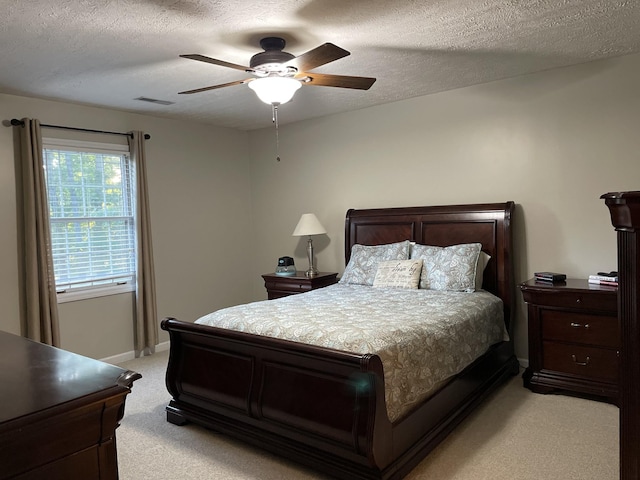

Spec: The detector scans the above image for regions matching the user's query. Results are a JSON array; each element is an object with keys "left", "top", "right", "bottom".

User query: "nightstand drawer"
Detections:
[
  {"left": 541, "top": 310, "right": 618, "bottom": 348},
  {"left": 268, "top": 280, "right": 309, "bottom": 292},
  {"left": 542, "top": 341, "right": 618, "bottom": 382},
  {"left": 529, "top": 290, "right": 617, "bottom": 312}
]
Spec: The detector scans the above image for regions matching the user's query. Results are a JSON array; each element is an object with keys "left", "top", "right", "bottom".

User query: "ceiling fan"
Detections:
[{"left": 178, "top": 37, "right": 376, "bottom": 105}]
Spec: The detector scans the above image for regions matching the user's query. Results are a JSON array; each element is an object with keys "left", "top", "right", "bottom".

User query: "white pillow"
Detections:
[
  {"left": 340, "top": 240, "right": 411, "bottom": 286},
  {"left": 373, "top": 259, "right": 423, "bottom": 289},
  {"left": 410, "top": 243, "right": 482, "bottom": 292}
]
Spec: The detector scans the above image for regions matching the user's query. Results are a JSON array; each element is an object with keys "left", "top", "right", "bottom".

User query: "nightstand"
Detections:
[
  {"left": 521, "top": 278, "right": 619, "bottom": 404},
  {"left": 262, "top": 271, "right": 339, "bottom": 300}
]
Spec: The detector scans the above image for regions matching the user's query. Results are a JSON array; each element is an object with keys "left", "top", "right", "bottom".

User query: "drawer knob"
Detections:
[
  {"left": 571, "top": 354, "right": 590, "bottom": 366},
  {"left": 576, "top": 298, "right": 582, "bottom": 304},
  {"left": 570, "top": 322, "right": 590, "bottom": 329}
]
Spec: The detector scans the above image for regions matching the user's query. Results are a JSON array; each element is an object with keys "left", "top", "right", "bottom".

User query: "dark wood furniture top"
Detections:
[
  {"left": 262, "top": 271, "right": 339, "bottom": 299},
  {"left": 602, "top": 191, "right": 640, "bottom": 480},
  {"left": 521, "top": 278, "right": 619, "bottom": 404},
  {"left": 0, "top": 331, "right": 140, "bottom": 480},
  {"left": 161, "top": 201, "right": 518, "bottom": 480}
]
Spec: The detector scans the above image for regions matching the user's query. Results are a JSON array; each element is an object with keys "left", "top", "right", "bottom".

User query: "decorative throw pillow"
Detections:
[
  {"left": 340, "top": 240, "right": 411, "bottom": 286},
  {"left": 410, "top": 243, "right": 482, "bottom": 292},
  {"left": 373, "top": 259, "right": 423, "bottom": 289}
]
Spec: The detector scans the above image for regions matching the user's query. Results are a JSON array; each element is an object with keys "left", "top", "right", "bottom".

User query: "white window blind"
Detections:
[{"left": 42, "top": 139, "right": 136, "bottom": 297}]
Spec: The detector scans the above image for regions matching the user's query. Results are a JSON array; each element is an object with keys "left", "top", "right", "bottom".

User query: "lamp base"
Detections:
[
  {"left": 305, "top": 268, "right": 318, "bottom": 278},
  {"left": 306, "top": 238, "right": 318, "bottom": 278}
]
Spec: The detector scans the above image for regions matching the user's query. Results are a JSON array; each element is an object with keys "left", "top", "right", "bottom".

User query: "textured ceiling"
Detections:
[{"left": 1, "top": 0, "right": 640, "bottom": 130}]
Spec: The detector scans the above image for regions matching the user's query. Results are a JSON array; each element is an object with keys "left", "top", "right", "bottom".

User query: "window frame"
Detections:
[{"left": 42, "top": 137, "right": 136, "bottom": 303}]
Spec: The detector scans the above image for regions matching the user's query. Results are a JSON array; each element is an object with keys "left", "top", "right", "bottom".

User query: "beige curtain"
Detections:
[
  {"left": 18, "top": 118, "right": 61, "bottom": 346},
  {"left": 128, "top": 131, "right": 158, "bottom": 355}
]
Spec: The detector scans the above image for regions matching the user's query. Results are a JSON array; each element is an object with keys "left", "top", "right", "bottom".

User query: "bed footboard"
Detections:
[{"left": 161, "top": 317, "right": 394, "bottom": 479}]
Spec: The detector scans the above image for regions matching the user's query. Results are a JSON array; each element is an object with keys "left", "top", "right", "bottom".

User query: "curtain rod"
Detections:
[{"left": 10, "top": 119, "right": 151, "bottom": 140}]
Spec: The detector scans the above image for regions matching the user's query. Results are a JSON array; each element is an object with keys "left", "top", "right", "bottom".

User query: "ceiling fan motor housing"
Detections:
[
  {"left": 178, "top": 36, "right": 375, "bottom": 95},
  {"left": 250, "top": 37, "right": 295, "bottom": 73}
]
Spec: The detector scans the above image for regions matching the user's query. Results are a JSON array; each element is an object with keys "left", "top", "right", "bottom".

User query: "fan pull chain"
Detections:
[{"left": 272, "top": 103, "right": 281, "bottom": 162}]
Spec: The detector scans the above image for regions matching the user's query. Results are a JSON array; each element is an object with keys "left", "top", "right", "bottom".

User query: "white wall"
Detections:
[
  {"left": 0, "top": 93, "right": 254, "bottom": 359},
  {"left": 247, "top": 53, "right": 640, "bottom": 361},
  {"left": 2, "top": 52, "right": 638, "bottom": 362}
]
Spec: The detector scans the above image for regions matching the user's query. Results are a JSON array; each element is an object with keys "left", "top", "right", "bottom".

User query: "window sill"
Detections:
[{"left": 56, "top": 283, "right": 135, "bottom": 303}]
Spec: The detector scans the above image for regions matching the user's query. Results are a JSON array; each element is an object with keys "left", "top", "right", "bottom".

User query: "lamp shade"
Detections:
[
  {"left": 292, "top": 213, "right": 327, "bottom": 236},
  {"left": 248, "top": 76, "right": 302, "bottom": 105}
]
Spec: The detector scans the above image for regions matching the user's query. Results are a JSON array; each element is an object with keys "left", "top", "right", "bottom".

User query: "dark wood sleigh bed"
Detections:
[{"left": 161, "top": 202, "right": 519, "bottom": 480}]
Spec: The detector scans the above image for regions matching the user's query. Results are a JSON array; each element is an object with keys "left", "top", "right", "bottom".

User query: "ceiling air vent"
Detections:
[{"left": 135, "top": 96, "right": 174, "bottom": 106}]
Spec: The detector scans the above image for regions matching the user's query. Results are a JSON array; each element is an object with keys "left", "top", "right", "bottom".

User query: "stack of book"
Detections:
[
  {"left": 534, "top": 272, "right": 567, "bottom": 284},
  {"left": 588, "top": 272, "right": 618, "bottom": 287}
]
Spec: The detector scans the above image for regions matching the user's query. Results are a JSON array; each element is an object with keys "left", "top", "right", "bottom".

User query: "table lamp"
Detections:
[{"left": 292, "top": 213, "right": 327, "bottom": 277}]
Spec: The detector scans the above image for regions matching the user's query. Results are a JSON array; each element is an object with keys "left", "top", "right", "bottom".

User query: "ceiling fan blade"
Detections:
[
  {"left": 285, "top": 43, "right": 350, "bottom": 72},
  {"left": 297, "top": 72, "right": 376, "bottom": 90},
  {"left": 178, "top": 79, "right": 252, "bottom": 95},
  {"left": 180, "top": 54, "right": 253, "bottom": 73}
]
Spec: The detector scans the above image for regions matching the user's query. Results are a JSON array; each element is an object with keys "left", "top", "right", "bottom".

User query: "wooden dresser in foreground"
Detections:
[
  {"left": 521, "top": 278, "right": 619, "bottom": 404},
  {"left": 0, "top": 331, "right": 140, "bottom": 480},
  {"left": 262, "top": 271, "right": 338, "bottom": 299}
]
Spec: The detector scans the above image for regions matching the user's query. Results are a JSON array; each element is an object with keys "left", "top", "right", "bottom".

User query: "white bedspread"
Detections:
[{"left": 196, "top": 283, "right": 508, "bottom": 422}]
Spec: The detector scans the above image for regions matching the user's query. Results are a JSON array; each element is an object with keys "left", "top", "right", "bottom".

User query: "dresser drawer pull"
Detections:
[
  {"left": 570, "top": 322, "right": 590, "bottom": 329},
  {"left": 571, "top": 354, "right": 590, "bottom": 366}
]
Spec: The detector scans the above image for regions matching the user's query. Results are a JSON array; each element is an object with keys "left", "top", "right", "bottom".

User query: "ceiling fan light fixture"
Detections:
[{"left": 248, "top": 76, "right": 301, "bottom": 105}]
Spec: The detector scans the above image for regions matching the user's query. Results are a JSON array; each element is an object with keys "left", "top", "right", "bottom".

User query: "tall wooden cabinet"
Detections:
[{"left": 602, "top": 191, "right": 640, "bottom": 480}]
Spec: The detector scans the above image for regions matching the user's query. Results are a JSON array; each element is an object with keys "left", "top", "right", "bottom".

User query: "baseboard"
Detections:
[
  {"left": 101, "top": 340, "right": 170, "bottom": 365},
  {"left": 517, "top": 357, "right": 529, "bottom": 369}
]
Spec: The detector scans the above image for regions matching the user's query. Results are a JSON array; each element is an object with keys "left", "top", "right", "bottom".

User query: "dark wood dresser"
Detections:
[
  {"left": 0, "top": 331, "right": 140, "bottom": 480},
  {"left": 521, "top": 278, "right": 619, "bottom": 404},
  {"left": 262, "top": 271, "right": 338, "bottom": 299}
]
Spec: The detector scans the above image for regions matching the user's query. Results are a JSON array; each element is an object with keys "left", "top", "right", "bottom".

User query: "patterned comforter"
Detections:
[{"left": 195, "top": 283, "right": 508, "bottom": 422}]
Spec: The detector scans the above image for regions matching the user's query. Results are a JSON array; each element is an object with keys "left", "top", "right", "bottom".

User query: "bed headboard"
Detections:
[{"left": 344, "top": 202, "right": 516, "bottom": 333}]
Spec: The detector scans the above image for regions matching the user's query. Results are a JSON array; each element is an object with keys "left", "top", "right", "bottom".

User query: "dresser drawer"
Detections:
[
  {"left": 541, "top": 310, "right": 618, "bottom": 348},
  {"left": 542, "top": 341, "right": 618, "bottom": 382},
  {"left": 528, "top": 290, "right": 617, "bottom": 313}
]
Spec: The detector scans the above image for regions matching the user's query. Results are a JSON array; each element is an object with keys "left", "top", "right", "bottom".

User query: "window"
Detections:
[{"left": 42, "top": 138, "right": 136, "bottom": 302}]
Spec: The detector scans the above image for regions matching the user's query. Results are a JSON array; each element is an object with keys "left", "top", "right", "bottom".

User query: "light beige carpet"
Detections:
[{"left": 117, "top": 351, "right": 618, "bottom": 479}]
